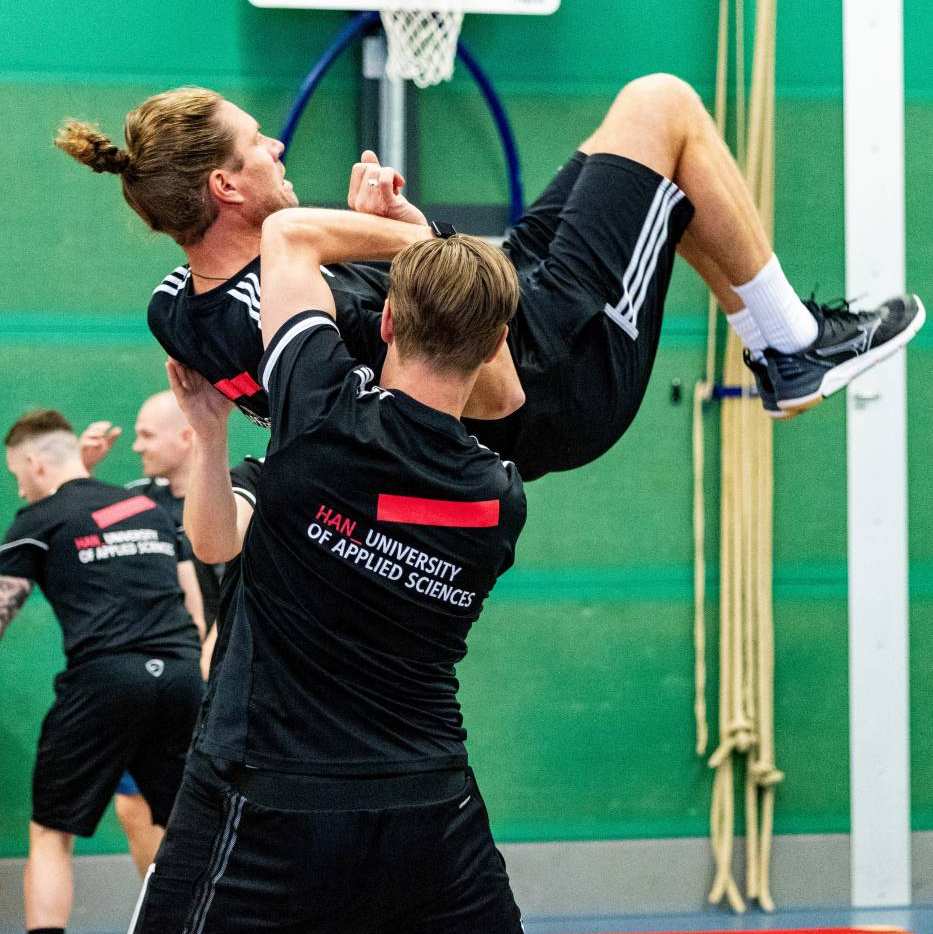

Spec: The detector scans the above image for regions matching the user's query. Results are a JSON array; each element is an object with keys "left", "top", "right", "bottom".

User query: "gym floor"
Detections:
[{"left": 523, "top": 906, "right": 933, "bottom": 934}]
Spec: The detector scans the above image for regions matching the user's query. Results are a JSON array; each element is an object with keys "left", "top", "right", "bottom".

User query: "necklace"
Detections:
[{"left": 189, "top": 270, "right": 230, "bottom": 281}]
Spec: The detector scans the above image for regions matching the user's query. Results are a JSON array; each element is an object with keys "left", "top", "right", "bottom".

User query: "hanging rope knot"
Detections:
[
  {"left": 707, "top": 738, "right": 736, "bottom": 769},
  {"left": 708, "top": 717, "right": 756, "bottom": 766},
  {"left": 732, "top": 726, "right": 756, "bottom": 753},
  {"left": 750, "top": 762, "right": 784, "bottom": 786}
]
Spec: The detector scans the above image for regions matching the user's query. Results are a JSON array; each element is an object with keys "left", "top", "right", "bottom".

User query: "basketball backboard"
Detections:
[{"left": 249, "top": 0, "right": 559, "bottom": 13}]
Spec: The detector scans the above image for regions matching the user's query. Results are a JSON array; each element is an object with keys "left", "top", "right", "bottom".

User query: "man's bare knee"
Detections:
[
  {"left": 581, "top": 73, "right": 704, "bottom": 176},
  {"left": 28, "top": 821, "right": 74, "bottom": 853},
  {"left": 615, "top": 73, "right": 705, "bottom": 129},
  {"left": 115, "top": 793, "right": 153, "bottom": 831}
]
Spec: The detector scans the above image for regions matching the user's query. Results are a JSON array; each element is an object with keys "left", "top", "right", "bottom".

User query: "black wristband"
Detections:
[{"left": 430, "top": 220, "right": 458, "bottom": 240}]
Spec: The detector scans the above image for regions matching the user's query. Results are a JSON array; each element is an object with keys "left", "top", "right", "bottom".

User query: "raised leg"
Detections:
[
  {"left": 578, "top": 73, "right": 925, "bottom": 412},
  {"left": 579, "top": 73, "right": 771, "bottom": 310}
]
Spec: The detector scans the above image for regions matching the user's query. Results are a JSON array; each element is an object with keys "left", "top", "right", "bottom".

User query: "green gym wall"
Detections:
[{"left": 0, "top": 0, "right": 930, "bottom": 858}]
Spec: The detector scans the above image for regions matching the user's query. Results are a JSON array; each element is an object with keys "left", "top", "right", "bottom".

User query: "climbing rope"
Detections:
[{"left": 693, "top": 0, "right": 784, "bottom": 913}]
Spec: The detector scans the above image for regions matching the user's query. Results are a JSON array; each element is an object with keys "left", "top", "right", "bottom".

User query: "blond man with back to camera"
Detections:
[{"left": 125, "top": 217, "right": 530, "bottom": 930}]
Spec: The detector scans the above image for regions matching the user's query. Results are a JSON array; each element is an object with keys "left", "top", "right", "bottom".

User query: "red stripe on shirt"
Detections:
[
  {"left": 92, "top": 495, "right": 157, "bottom": 530},
  {"left": 215, "top": 372, "right": 262, "bottom": 400},
  {"left": 376, "top": 494, "right": 500, "bottom": 528}
]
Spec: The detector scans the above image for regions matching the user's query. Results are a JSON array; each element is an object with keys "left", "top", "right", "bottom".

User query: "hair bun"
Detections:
[
  {"left": 90, "top": 138, "right": 131, "bottom": 175},
  {"left": 54, "top": 120, "right": 131, "bottom": 175}
]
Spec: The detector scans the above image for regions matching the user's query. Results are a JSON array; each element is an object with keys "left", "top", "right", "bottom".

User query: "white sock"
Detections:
[
  {"left": 726, "top": 308, "right": 767, "bottom": 355},
  {"left": 732, "top": 254, "right": 818, "bottom": 353}
]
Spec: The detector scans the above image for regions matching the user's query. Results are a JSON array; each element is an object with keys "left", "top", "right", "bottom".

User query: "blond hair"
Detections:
[
  {"left": 55, "top": 87, "right": 241, "bottom": 246},
  {"left": 388, "top": 235, "right": 519, "bottom": 374}
]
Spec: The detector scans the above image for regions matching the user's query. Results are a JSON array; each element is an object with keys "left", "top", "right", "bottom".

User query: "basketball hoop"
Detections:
[
  {"left": 250, "top": 0, "right": 560, "bottom": 89},
  {"left": 379, "top": 6, "right": 464, "bottom": 88}
]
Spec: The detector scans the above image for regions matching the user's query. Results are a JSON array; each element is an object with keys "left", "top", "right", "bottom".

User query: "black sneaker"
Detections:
[
  {"left": 766, "top": 294, "right": 925, "bottom": 411},
  {"left": 742, "top": 349, "right": 790, "bottom": 419}
]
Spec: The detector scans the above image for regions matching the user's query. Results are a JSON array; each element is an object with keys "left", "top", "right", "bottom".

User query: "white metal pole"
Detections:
[
  {"left": 843, "top": 0, "right": 912, "bottom": 908},
  {"left": 362, "top": 33, "right": 407, "bottom": 177}
]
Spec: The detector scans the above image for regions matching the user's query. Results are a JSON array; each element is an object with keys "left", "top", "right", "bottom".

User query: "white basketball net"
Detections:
[{"left": 380, "top": 8, "right": 465, "bottom": 88}]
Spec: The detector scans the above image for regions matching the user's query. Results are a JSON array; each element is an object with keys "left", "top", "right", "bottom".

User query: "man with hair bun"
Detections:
[
  {"left": 56, "top": 89, "right": 524, "bottom": 431},
  {"left": 0, "top": 410, "right": 205, "bottom": 934},
  {"left": 128, "top": 220, "right": 529, "bottom": 931},
  {"left": 56, "top": 88, "right": 228, "bottom": 244},
  {"left": 58, "top": 79, "right": 922, "bottom": 478}
]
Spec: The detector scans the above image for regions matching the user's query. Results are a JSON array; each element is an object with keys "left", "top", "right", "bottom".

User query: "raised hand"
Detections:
[
  {"left": 165, "top": 358, "right": 234, "bottom": 441},
  {"left": 347, "top": 150, "right": 428, "bottom": 226},
  {"left": 79, "top": 420, "right": 122, "bottom": 470}
]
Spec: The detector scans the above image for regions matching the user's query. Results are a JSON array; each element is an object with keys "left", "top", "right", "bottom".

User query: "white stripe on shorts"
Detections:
[
  {"left": 603, "top": 177, "right": 685, "bottom": 339},
  {"left": 189, "top": 793, "right": 246, "bottom": 934},
  {"left": 126, "top": 862, "right": 155, "bottom": 933}
]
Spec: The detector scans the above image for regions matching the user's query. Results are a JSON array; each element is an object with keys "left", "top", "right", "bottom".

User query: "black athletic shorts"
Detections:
[
  {"left": 32, "top": 652, "right": 202, "bottom": 837},
  {"left": 130, "top": 753, "right": 523, "bottom": 934},
  {"left": 466, "top": 152, "right": 694, "bottom": 480}
]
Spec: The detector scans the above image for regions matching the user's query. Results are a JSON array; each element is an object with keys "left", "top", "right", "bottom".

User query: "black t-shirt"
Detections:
[
  {"left": 125, "top": 476, "right": 223, "bottom": 624},
  {"left": 197, "top": 456, "right": 263, "bottom": 741},
  {"left": 148, "top": 260, "right": 389, "bottom": 429},
  {"left": 147, "top": 257, "right": 585, "bottom": 482},
  {"left": 211, "top": 456, "right": 263, "bottom": 663},
  {"left": 197, "top": 311, "right": 526, "bottom": 775},
  {"left": 0, "top": 478, "right": 200, "bottom": 668}
]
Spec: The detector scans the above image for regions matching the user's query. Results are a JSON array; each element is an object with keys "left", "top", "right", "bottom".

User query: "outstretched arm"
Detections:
[{"left": 0, "top": 576, "right": 32, "bottom": 639}]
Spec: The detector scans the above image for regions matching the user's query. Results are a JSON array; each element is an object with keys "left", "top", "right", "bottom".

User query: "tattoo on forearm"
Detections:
[{"left": 0, "top": 576, "right": 32, "bottom": 638}]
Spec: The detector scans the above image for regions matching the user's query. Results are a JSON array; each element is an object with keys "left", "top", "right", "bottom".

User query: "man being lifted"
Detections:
[{"left": 58, "top": 79, "right": 923, "bottom": 479}]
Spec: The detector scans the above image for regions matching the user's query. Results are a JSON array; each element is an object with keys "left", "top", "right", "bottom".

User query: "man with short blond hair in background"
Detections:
[{"left": 128, "top": 218, "right": 529, "bottom": 931}]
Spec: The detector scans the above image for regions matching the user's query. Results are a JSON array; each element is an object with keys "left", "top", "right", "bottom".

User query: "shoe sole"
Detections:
[
  {"left": 771, "top": 397, "right": 823, "bottom": 419},
  {"left": 776, "top": 295, "right": 926, "bottom": 410}
]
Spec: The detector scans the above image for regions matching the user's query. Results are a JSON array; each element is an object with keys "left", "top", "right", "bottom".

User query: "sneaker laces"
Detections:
[
  {"left": 803, "top": 292, "right": 875, "bottom": 341},
  {"left": 803, "top": 292, "right": 868, "bottom": 317}
]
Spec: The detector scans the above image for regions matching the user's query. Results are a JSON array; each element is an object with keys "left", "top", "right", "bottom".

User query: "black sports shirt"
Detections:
[
  {"left": 0, "top": 478, "right": 200, "bottom": 668},
  {"left": 125, "top": 476, "right": 223, "bottom": 624},
  {"left": 147, "top": 256, "right": 603, "bottom": 482},
  {"left": 197, "top": 312, "right": 526, "bottom": 775},
  {"left": 197, "top": 456, "right": 263, "bottom": 740},
  {"left": 148, "top": 260, "right": 389, "bottom": 429},
  {"left": 211, "top": 456, "right": 263, "bottom": 654}
]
